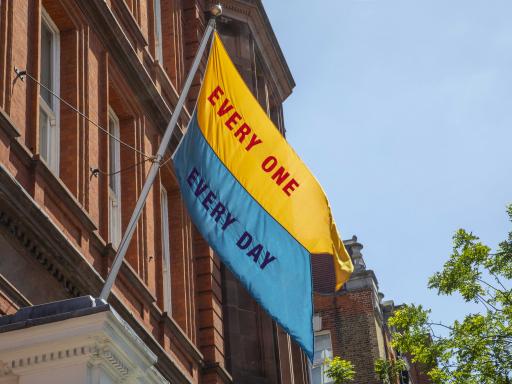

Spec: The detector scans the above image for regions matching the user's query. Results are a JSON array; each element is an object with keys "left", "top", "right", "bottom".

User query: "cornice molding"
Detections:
[
  {"left": 7, "top": 343, "right": 92, "bottom": 374},
  {"left": 160, "top": 306, "right": 204, "bottom": 364},
  {"left": 110, "top": 0, "right": 148, "bottom": 48},
  {"left": 32, "top": 155, "right": 98, "bottom": 233},
  {"left": 0, "top": 310, "right": 169, "bottom": 383},
  {"left": 0, "top": 203, "right": 84, "bottom": 299},
  {"left": 103, "top": 244, "right": 158, "bottom": 306},
  {"left": 0, "top": 274, "right": 31, "bottom": 309},
  {"left": 206, "top": 0, "right": 295, "bottom": 101},
  {"left": 0, "top": 162, "right": 202, "bottom": 381},
  {"left": 109, "top": 295, "right": 199, "bottom": 383},
  {"left": 202, "top": 361, "right": 233, "bottom": 384}
]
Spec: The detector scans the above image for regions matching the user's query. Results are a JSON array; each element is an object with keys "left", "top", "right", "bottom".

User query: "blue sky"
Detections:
[{"left": 263, "top": 0, "right": 512, "bottom": 325}]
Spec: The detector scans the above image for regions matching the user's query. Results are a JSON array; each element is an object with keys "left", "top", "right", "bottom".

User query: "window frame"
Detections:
[
  {"left": 39, "top": 7, "right": 60, "bottom": 175},
  {"left": 312, "top": 330, "right": 334, "bottom": 384},
  {"left": 108, "top": 107, "right": 122, "bottom": 248},
  {"left": 153, "top": 0, "right": 163, "bottom": 63},
  {"left": 160, "top": 184, "right": 171, "bottom": 313}
]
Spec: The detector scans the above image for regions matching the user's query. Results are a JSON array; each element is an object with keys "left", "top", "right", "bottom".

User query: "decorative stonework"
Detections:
[
  {"left": 0, "top": 339, "right": 164, "bottom": 382},
  {"left": 9, "top": 345, "right": 91, "bottom": 370},
  {"left": 0, "top": 308, "right": 169, "bottom": 383},
  {"left": 219, "top": 1, "right": 251, "bottom": 17},
  {"left": 0, "top": 209, "right": 82, "bottom": 298},
  {"left": 0, "top": 163, "right": 198, "bottom": 383},
  {"left": 90, "top": 342, "right": 131, "bottom": 379},
  {"left": 0, "top": 361, "right": 13, "bottom": 377},
  {"left": 204, "top": 0, "right": 295, "bottom": 100}
]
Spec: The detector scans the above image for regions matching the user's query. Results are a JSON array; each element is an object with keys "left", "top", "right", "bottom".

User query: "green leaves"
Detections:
[
  {"left": 324, "top": 357, "right": 355, "bottom": 384},
  {"left": 387, "top": 204, "right": 512, "bottom": 384},
  {"left": 389, "top": 305, "right": 442, "bottom": 369},
  {"left": 374, "top": 358, "right": 407, "bottom": 384},
  {"left": 428, "top": 229, "right": 490, "bottom": 302}
]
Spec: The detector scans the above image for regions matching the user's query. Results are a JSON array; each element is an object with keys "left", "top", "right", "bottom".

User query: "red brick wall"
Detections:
[
  {"left": 315, "top": 291, "right": 384, "bottom": 384},
  {"left": 0, "top": 1, "right": 208, "bottom": 382},
  {"left": 408, "top": 357, "right": 433, "bottom": 384},
  {"left": 313, "top": 247, "right": 385, "bottom": 383},
  {"left": 312, "top": 254, "right": 336, "bottom": 294},
  {"left": 0, "top": 1, "right": 304, "bottom": 383}
]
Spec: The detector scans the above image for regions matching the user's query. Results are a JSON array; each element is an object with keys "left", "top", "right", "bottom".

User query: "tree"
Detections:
[
  {"left": 388, "top": 205, "right": 512, "bottom": 384},
  {"left": 374, "top": 358, "right": 407, "bottom": 384},
  {"left": 324, "top": 356, "right": 356, "bottom": 384}
]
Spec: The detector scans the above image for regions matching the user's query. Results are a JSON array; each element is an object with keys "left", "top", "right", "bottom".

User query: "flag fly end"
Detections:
[{"left": 173, "top": 33, "right": 353, "bottom": 360}]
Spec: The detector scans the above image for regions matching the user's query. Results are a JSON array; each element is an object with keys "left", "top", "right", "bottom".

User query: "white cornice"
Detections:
[{"left": 0, "top": 310, "right": 169, "bottom": 383}]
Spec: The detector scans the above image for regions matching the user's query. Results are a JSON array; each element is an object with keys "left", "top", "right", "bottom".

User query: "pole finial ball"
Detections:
[{"left": 210, "top": 3, "right": 222, "bottom": 17}]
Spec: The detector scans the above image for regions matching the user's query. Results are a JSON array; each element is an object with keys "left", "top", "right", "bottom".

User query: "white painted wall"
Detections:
[{"left": 0, "top": 310, "right": 168, "bottom": 384}]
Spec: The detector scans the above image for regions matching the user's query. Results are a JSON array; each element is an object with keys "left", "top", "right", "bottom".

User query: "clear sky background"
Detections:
[{"left": 263, "top": 0, "right": 512, "bottom": 325}]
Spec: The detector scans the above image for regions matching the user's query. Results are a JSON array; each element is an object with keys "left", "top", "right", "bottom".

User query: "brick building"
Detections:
[
  {"left": 312, "top": 237, "right": 430, "bottom": 384},
  {"left": 0, "top": 0, "right": 309, "bottom": 382}
]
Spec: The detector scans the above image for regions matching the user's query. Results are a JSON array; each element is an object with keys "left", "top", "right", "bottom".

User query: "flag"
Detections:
[{"left": 172, "top": 32, "right": 353, "bottom": 360}]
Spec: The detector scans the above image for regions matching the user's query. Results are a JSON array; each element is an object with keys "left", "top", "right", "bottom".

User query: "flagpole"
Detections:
[{"left": 99, "top": 5, "right": 222, "bottom": 301}]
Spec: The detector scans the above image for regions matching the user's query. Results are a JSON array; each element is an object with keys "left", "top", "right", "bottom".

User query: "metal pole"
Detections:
[{"left": 99, "top": 13, "right": 219, "bottom": 301}]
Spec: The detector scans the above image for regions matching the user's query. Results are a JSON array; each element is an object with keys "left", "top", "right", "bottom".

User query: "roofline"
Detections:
[
  {"left": 208, "top": 0, "right": 296, "bottom": 101},
  {"left": 255, "top": 0, "right": 296, "bottom": 89}
]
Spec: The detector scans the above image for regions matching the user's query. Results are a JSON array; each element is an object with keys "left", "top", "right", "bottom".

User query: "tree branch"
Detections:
[
  {"left": 477, "top": 277, "right": 504, "bottom": 295},
  {"left": 476, "top": 293, "right": 503, "bottom": 313},
  {"left": 427, "top": 322, "right": 454, "bottom": 331}
]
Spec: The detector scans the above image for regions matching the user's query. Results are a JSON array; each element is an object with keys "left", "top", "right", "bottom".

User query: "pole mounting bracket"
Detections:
[{"left": 14, "top": 67, "right": 27, "bottom": 82}]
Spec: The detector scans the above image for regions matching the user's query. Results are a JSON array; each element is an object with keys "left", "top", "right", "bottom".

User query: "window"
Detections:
[
  {"left": 39, "top": 8, "right": 60, "bottom": 174},
  {"left": 160, "top": 185, "right": 171, "bottom": 312},
  {"left": 108, "top": 107, "right": 122, "bottom": 247},
  {"left": 153, "top": 0, "right": 163, "bottom": 63},
  {"left": 312, "top": 332, "right": 334, "bottom": 384}
]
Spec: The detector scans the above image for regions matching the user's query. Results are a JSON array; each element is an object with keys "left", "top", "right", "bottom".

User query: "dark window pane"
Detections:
[
  {"left": 39, "top": 107, "right": 49, "bottom": 160},
  {"left": 40, "top": 21, "right": 53, "bottom": 108},
  {"left": 108, "top": 116, "right": 117, "bottom": 191}
]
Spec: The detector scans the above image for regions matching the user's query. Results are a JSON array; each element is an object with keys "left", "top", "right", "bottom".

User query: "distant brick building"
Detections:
[
  {"left": 312, "top": 237, "right": 430, "bottom": 384},
  {"left": 0, "top": 0, "right": 309, "bottom": 383}
]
